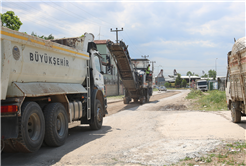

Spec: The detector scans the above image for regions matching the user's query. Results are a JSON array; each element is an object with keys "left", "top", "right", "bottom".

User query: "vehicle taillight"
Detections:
[{"left": 1, "top": 105, "right": 18, "bottom": 113}]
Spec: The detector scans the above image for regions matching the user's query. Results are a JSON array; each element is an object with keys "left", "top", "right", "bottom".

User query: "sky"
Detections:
[{"left": 1, "top": 0, "right": 245, "bottom": 77}]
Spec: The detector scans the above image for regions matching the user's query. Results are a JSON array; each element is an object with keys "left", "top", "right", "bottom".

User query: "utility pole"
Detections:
[
  {"left": 150, "top": 61, "right": 156, "bottom": 73},
  {"left": 141, "top": 55, "right": 149, "bottom": 59},
  {"left": 215, "top": 58, "right": 218, "bottom": 79},
  {"left": 110, "top": 28, "right": 123, "bottom": 95},
  {"left": 150, "top": 61, "right": 156, "bottom": 87},
  {"left": 110, "top": 27, "right": 123, "bottom": 43}
]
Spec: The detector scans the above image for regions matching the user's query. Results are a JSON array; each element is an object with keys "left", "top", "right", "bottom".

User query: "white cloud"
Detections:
[
  {"left": 142, "top": 39, "right": 217, "bottom": 48},
  {"left": 186, "top": 11, "right": 245, "bottom": 37}
]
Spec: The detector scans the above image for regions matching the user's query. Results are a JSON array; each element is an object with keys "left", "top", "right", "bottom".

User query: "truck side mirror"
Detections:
[{"left": 100, "top": 71, "right": 104, "bottom": 74}]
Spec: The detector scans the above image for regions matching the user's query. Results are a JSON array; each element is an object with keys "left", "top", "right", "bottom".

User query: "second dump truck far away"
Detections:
[
  {"left": 1, "top": 26, "right": 107, "bottom": 153},
  {"left": 226, "top": 36, "right": 246, "bottom": 123}
]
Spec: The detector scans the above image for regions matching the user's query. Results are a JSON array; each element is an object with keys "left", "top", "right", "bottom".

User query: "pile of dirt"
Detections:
[{"left": 159, "top": 104, "right": 187, "bottom": 111}]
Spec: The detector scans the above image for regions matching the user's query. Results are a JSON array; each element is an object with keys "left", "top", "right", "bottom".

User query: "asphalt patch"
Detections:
[{"left": 159, "top": 104, "right": 187, "bottom": 111}]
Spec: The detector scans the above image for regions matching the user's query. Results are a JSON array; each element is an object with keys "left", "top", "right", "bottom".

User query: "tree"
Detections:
[
  {"left": 186, "top": 71, "right": 193, "bottom": 76},
  {"left": 164, "top": 82, "right": 170, "bottom": 88},
  {"left": 208, "top": 69, "right": 216, "bottom": 80},
  {"left": 181, "top": 79, "right": 187, "bottom": 87},
  {"left": 31, "top": 32, "right": 54, "bottom": 40},
  {"left": 1, "top": 11, "right": 22, "bottom": 31},
  {"left": 175, "top": 73, "right": 182, "bottom": 87},
  {"left": 201, "top": 73, "right": 208, "bottom": 78}
]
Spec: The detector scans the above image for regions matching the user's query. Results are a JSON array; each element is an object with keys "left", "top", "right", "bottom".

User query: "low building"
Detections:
[{"left": 94, "top": 40, "right": 124, "bottom": 96}]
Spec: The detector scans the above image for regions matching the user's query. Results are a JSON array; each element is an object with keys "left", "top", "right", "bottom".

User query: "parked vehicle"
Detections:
[
  {"left": 226, "top": 36, "right": 246, "bottom": 123},
  {"left": 196, "top": 79, "right": 208, "bottom": 91},
  {"left": 159, "top": 86, "right": 167, "bottom": 91},
  {"left": 1, "top": 26, "right": 107, "bottom": 152}
]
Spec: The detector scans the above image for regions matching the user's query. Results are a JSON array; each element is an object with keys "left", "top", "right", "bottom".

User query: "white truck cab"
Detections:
[{"left": 196, "top": 80, "right": 208, "bottom": 91}]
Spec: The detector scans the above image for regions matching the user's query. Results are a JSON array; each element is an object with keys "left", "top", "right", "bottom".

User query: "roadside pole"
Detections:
[{"left": 110, "top": 27, "right": 123, "bottom": 95}]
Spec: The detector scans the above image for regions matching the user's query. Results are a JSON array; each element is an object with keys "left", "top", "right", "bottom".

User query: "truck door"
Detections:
[{"left": 92, "top": 53, "right": 104, "bottom": 90}]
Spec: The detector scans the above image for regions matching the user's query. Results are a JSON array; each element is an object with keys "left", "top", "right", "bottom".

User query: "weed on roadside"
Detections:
[
  {"left": 201, "top": 156, "right": 212, "bottom": 163},
  {"left": 180, "top": 157, "right": 192, "bottom": 161},
  {"left": 186, "top": 89, "right": 204, "bottom": 99},
  {"left": 187, "top": 90, "right": 227, "bottom": 111},
  {"left": 174, "top": 141, "right": 246, "bottom": 166}
]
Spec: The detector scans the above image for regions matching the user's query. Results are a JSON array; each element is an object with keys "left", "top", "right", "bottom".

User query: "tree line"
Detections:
[
  {"left": 1, "top": 11, "right": 54, "bottom": 40},
  {"left": 164, "top": 69, "right": 217, "bottom": 88}
]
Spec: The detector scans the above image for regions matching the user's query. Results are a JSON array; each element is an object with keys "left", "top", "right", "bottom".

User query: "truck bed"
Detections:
[
  {"left": 1, "top": 26, "right": 91, "bottom": 100},
  {"left": 228, "top": 37, "right": 246, "bottom": 102}
]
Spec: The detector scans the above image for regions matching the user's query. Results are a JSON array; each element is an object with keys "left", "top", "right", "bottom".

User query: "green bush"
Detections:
[
  {"left": 186, "top": 89, "right": 204, "bottom": 99},
  {"left": 164, "top": 82, "right": 171, "bottom": 88}
]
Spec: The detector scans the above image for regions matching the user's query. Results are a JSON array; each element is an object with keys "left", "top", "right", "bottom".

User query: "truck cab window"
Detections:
[{"left": 94, "top": 55, "right": 101, "bottom": 72}]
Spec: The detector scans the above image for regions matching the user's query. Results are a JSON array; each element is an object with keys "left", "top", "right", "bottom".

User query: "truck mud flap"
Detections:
[{"left": 1, "top": 116, "right": 18, "bottom": 139}]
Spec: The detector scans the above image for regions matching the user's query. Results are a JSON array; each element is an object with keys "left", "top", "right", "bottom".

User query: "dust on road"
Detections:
[
  {"left": 107, "top": 90, "right": 180, "bottom": 115},
  {"left": 2, "top": 90, "right": 245, "bottom": 166}
]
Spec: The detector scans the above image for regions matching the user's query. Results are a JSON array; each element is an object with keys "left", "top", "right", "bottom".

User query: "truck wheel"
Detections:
[
  {"left": 90, "top": 99, "right": 103, "bottom": 130},
  {"left": 43, "top": 103, "right": 68, "bottom": 147},
  {"left": 140, "top": 96, "right": 146, "bottom": 104},
  {"left": 146, "top": 92, "right": 150, "bottom": 103},
  {"left": 14, "top": 102, "right": 45, "bottom": 153},
  {"left": 231, "top": 102, "right": 241, "bottom": 123},
  {"left": 123, "top": 97, "right": 130, "bottom": 104}
]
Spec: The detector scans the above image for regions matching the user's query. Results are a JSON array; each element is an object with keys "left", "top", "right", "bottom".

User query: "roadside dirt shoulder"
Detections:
[{"left": 107, "top": 90, "right": 181, "bottom": 116}]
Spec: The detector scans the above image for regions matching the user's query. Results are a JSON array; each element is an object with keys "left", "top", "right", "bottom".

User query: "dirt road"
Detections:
[
  {"left": 107, "top": 90, "right": 180, "bottom": 115},
  {"left": 2, "top": 90, "right": 245, "bottom": 166}
]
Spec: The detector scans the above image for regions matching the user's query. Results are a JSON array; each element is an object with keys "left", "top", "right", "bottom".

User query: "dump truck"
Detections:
[
  {"left": 1, "top": 26, "right": 107, "bottom": 152},
  {"left": 226, "top": 36, "right": 246, "bottom": 123},
  {"left": 107, "top": 41, "right": 153, "bottom": 104}
]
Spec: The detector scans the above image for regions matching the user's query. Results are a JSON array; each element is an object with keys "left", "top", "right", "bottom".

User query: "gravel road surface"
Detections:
[{"left": 2, "top": 90, "right": 245, "bottom": 166}]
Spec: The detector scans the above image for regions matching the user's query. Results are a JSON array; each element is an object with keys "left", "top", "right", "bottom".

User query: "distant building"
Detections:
[
  {"left": 155, "top": 69, "right": 165, "bottom": 86},
  {"left": 94, "top": 40, "right": 124, "bottom": 96}
]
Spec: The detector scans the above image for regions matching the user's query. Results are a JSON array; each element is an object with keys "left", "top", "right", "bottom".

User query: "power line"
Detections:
[{"left": 3, "top": 3, "right": 66, "bottom": 34}]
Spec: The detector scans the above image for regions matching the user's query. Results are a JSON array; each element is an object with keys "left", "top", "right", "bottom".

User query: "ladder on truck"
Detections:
[{"left": 86, "top": 60, "right": 91, "bottom": 120}]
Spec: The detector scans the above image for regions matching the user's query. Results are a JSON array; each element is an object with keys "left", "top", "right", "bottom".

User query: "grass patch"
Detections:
[
  {"left": 175, "top": 141, "right": 246, "bottom": 166},
  {"left": 186, "top": 89, "right": 204, "bottom": 99},
  {"left": 180, "top": 157, "right": 192, "bottom": 161},
  {"left": 186, "top": 90, "right": 227, "bottom": 111},
  {"left": 107, "top": 95, "right": 124, "bottom": 100},
  {"left": 201, "top": 156, "right": 212, "bottom": 163},
  {"left": 153, "top": 88, "right": 158, "bottom": 91},
  {"left": 217, "top": 153, "right": 228, "bottom": 158}
]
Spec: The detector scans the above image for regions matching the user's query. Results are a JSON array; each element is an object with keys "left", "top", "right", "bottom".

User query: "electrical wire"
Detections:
[{"left": 2, "top": 3, "right": 67, "bottom": 34}]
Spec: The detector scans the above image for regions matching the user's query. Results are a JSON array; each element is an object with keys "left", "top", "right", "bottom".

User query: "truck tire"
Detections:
[
  {"left": 149, "top": 88, "right": 153, "bottom": 96},
  {"left": 123, "top": 97, "right": 130, "bottom": 104},
  {"left": 231, "top": 102, "right": 241, "bottom": 123},
  {"left": 43, "top": 103, "right": 68, "bottom": 147},
  {"left": 146, "top": 92, "right": 150, "bottom": 103},
  {"left": 90, "top": 99, "right": 103, "bottom": 130},
  {"left": 140, "top": 96, "right": 146, "bottom": 104},
  {"left": 14, "top": 102, "right": 45, "bottom": 153}
]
